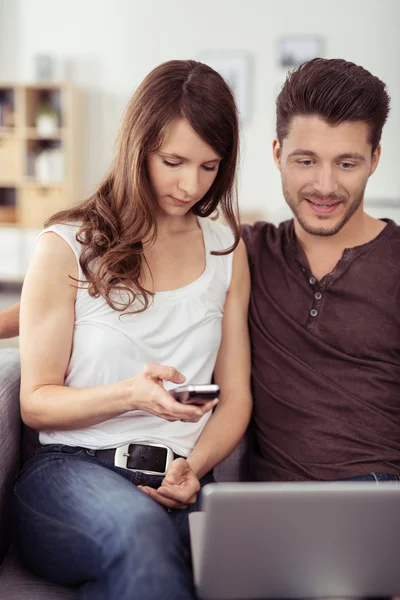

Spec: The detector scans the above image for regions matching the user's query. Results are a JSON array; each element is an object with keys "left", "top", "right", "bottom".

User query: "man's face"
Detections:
[{"left": 273, "top": 116, "right": 381, "bottom": 237}]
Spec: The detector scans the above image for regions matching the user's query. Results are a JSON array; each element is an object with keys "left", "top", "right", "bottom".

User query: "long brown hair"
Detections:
[
  {"left": 46, "top": 60, "right": 240, "bottom": 312},
  {"left": 276, "top": 58, "right": 390, "bottom": 152}
]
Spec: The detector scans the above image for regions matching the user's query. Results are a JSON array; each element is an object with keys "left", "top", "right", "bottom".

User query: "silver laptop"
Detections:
[{"left": 189, "top": 481, "right": 400, "bottom": 600}]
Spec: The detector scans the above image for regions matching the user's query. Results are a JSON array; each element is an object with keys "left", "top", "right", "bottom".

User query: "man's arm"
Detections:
[{"left": 0, "top": 302, "right": 20, "bottom": 339}]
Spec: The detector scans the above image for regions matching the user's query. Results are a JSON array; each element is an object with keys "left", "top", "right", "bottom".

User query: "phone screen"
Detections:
[{"left": 170, "top": 384, "right": 220, "bottom": 404}]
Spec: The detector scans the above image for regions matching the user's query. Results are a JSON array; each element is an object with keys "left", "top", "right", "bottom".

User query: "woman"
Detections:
[{"left": 13, "top": 60, "right": 251, "bottom": 600}]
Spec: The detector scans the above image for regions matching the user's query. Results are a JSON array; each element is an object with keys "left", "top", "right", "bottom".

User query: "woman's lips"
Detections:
[{"left": 170, "top": 196, "right": 192, "bottom": 207}]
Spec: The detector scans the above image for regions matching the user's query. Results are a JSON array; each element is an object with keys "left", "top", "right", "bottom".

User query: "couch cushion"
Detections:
[
  {"left": 0, "top": 349, "right": 21, "bottom": 564},
  {"left": 213, "top": 433, "right": 249, "bottom": 482},
  {"left": 0, "top": 546, "right": 76, "bottom": 599}
]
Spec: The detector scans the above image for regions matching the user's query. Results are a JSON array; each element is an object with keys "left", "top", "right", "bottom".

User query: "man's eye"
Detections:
[
  {"left": 299, "top": 160, "right": 313, "bottom": 166},
  {"left": 341, "top": 162, "right": 355, "bottom": 169},
  {"left": 163, "top": 160, "right": 181, "bottom": 168}
]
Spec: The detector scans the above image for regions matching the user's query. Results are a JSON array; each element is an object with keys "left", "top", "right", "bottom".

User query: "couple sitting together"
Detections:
[{"left": 0, "top": 56, "right": 399, "bottom": 600}]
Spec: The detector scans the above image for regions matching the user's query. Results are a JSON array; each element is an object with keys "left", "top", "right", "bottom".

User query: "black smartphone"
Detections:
[{"left": 169, "top": 384, "right": 220, "bottom": 405}]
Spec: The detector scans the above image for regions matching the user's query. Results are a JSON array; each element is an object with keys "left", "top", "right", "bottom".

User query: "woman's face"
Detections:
[{"left": 147, "top": 118, "right": 221, "bottom": 217}]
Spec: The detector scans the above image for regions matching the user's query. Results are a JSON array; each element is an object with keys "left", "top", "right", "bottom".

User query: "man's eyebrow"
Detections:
[
  {"left": 288, "top": 149, "right": 367, "bottom": 162},
  {"left": 160, "top": 152, "right": 220, "bottom": 163},
  {"left": 336, "top": 152, "right": 367, "bottom": 162},
  {"left": 288, "top": 149, "right": 317, "bottom": 158}
]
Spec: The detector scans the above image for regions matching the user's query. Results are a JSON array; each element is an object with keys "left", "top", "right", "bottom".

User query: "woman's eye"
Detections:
[
  {"left": 203, "top": 165, "right": 217, "bottom": 172},
  {"left": 163, "top": 160, "right": 181, "bottom": 168}
]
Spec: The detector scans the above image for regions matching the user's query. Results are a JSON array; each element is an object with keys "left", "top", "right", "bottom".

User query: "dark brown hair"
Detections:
[
  {"left": 276, "top": 58, "right": 390, "bottom": 151},
  {"left": 46, "top": 60, "right": 240, "bottom": 312}
]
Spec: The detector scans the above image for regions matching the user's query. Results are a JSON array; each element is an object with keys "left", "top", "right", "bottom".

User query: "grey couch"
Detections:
[{"left": 0, "top": 347, "right": 248, "bottom": 599}]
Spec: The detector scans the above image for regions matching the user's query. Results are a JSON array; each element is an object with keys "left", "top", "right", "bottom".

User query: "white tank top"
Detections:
[{"left": 38, "top": 217, "right": 234, "bottom": 456}]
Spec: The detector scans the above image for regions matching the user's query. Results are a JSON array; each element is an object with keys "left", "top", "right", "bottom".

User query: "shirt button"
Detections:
[
  {"left": 315, "top": 292, "right": 322, "bottom": 300},
  {"left": 310, "top": 309, "right": 318, "bottom": 317},
  {"left": 309, "top": 277, "right": 316, "bottom": 285}
]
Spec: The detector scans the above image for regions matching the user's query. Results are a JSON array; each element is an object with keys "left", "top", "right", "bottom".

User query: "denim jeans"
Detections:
[
  {"left": 338, "top": 472, "right": 400, "bottom": 483},
  {"left": 12, "top": 444, "right": 214, "bottom": 600}
]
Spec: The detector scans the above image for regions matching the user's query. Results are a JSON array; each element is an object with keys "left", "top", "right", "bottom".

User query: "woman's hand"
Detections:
[
  {"left": 127, "top": 363, "right": 218, "bottom": 422},
  {"left": 138, "top": 458, "right": 200, "bottom": 509}
]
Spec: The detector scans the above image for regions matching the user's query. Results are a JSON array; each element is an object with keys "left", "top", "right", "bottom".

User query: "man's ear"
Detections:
[
  {"left": 272, "top": 138, "right": 281, "bottom": 170},
  {"left": 370, "top": 143, "right": 381, "bottom": 177}
]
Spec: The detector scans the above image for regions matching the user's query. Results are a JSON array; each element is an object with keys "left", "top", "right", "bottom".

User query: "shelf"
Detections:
[
  {"left": 0, "top": 221, "right": 22, "bottom": 228},
  {"left": 22, "top": 178, "right": 64, "bottom": 188},
  {"left": 25, "top": 127, "right": 65, "bottom": 140},
  {"left": 0, "top": 178, "right": 19, "bottom": 187},
  {"left": 26, "top": 82, "right": 70, "bottom": 90},
  {"left": 0, "top": 127, "right": 18, "bottom": 138},
  {"left": 0, "top": 128, "right": 65, "bottom": 140},
  {"left": 0, "top": 81, "right": 82, "bottom": 280}
]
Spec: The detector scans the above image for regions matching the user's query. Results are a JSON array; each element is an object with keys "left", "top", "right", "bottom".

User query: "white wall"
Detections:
[
  {"left": 0, "top": 0, "right": 20, "bottom": 80},
  {"left": 4, "top": 0, "right": 400, "bottom": 224}
]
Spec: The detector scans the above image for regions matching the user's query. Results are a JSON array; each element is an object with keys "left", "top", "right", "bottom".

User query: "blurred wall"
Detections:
[
  {"left": 1, "top": 0, "right": 399, "bottom": 223},
  {"left": 0, "top": 0, "right": 20, "bottom": 80}
]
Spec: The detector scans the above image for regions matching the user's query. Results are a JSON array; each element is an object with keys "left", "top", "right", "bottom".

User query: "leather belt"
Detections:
[{"left": 92, "top": 442, "right": 184, "bottom": 476}]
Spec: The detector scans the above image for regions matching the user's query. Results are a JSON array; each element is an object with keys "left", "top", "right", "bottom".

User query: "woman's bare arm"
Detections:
[
  {"left": 186, "top": 238, "right": 253, "bottom": 478},
  {"left": 20, "top": 232, "right": 214, "bottom": 431},
  {"left": 140, "top": 238, "right": 253, "bottom": 508}
]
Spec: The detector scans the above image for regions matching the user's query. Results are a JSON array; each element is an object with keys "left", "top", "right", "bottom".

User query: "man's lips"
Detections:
[
  {"left": 305, "top": 197, "right": 342, "bottom": 207},
  {"left": 305, "top": 198, "right": 342, "bottom": 215}
]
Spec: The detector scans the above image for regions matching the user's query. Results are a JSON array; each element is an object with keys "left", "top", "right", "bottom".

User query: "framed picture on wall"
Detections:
[
  {"left": 279, "top": 36, "right": 324, "bottom": 68},
  {"left": 198, "top": 51, "right": 252, "bottom": 123}
]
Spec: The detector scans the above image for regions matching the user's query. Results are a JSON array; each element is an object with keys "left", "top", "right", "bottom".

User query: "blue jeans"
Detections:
[
  {"left": 338, "top": 472, "right": 400, "bottom": 483},
  {"left": 12, "top": 444, "right": 214, "bottom": 600}
]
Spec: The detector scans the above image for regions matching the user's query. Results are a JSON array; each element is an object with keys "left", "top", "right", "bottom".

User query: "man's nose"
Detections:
[{"left": 315, "top": 165, "right": 337, "bottom": 197}]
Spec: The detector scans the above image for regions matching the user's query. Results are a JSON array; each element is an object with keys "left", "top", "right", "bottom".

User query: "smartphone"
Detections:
[{"left": 170, "top": 384, "right": 220, "bottom": 405}]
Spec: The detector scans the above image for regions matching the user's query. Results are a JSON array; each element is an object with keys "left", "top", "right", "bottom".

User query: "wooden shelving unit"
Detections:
[{"left": 0, "top": 82, "right": 83, "bottom": 281}]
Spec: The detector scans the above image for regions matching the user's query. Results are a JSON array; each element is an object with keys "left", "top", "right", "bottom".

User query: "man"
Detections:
[
  {"left": 242, "top": 58, "right": 400, "bottom": 482},
  {"left": 1, "top": 58, "right": 399, "bottom": 483}
]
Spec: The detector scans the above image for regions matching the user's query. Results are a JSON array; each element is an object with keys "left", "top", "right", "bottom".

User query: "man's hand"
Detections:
[{"left": 138, "top": 458, "right": 200, "bottom": 509}]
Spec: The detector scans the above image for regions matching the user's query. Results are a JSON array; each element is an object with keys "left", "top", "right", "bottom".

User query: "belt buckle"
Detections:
[{"left": 114, "top": 442, "right": 174, "bottom": 476}]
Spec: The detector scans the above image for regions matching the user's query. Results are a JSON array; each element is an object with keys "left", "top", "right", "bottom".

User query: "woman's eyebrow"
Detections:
[{"left": 160, "top": 152, "right": 221, "bottom": 163}]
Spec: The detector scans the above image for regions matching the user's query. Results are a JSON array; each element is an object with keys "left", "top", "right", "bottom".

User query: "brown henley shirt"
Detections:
[{"left": 242, "top": 219, "right": 400, "bottom": 481}]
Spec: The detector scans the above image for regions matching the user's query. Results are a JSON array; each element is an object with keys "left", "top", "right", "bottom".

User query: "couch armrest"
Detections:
[{"left": 0, "top": 349, "right": 21, "bottom": 565}]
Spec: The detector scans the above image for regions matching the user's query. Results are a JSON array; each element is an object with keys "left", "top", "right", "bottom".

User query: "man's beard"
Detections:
[{"left": 282, "top": 186, "right": 365, "bottom": 237}]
